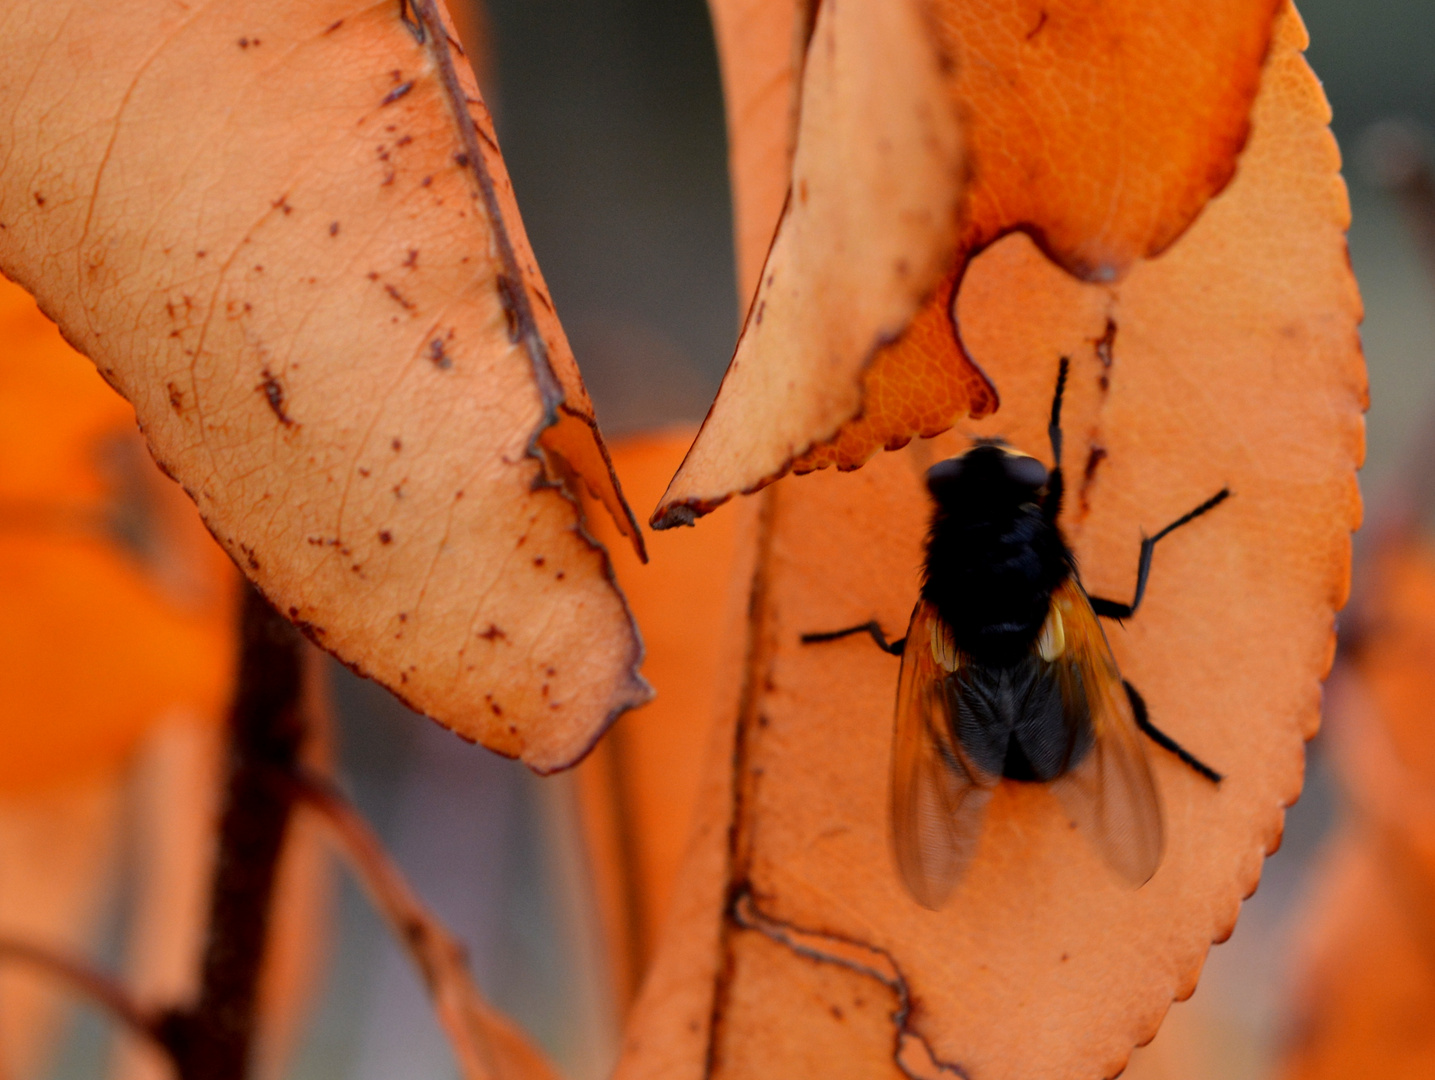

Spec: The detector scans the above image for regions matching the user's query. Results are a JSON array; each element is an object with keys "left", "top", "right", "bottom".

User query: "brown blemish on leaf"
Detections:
[
  {"left": 382, "top": 81, "right": 414, "bottom": 106},
  {"left": 258, "top": 368, "right": 294, "bottom": 427}
]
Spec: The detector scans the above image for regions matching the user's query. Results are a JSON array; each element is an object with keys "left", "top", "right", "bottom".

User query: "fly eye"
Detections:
[
  {"left": 1002, "top": 454, "right": 1049, "bottom": 489},
  {"left": 926, "top": 457, "right": 966, "bottom": 493}
]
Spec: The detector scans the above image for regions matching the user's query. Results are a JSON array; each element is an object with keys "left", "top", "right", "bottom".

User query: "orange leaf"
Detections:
[
  {"left": 1282, "top": 542, "right": 1435, "bottom": 1080},
  {"left": 622, "top": 6, "right": 1363, "bottom": 1077},
  {"left": 0, "top": 0, "right": 647, "bottom": 771},
  {"left": 707, "top": 0, "right": 812, "bottom": 306},
  {"left": 575, "top": 430, "right": 760, "bottom": 1004},
  {"left": 0, "top": 276, "right": 235, "bottom": 791},
  {"left": 657, "top": 0, "right": 1283, "bottom": 526},
  {"left": 656, "top": 0, "right": 968, "bottom": 527}
]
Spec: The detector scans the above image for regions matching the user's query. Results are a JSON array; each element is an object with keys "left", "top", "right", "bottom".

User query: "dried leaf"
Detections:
[
  {"left": 0, "top": 0, "right": 648, "bottom": 771},
  {"left": 707, "top": 0, "right": 812, "bottom": 305},
  {"left": 0, "top": 276, "right": 236, "bottom": 792},
  {"left": 658, "top": 0, "right": 1284, "bottom": 526},
  {"left": 575, "top": 431, "right": 760, "bottom": 1003},
  {"left": 656, "top": 0, "right": 968, "bottom": 527},
  {"left": 623, "top": 7, "right": 1363, "bottom": 1077}
]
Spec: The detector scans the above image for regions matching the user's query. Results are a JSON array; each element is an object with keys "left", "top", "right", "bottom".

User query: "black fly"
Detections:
[{"left": 803, "top": 358, "right": 1229, "bottom": 908}]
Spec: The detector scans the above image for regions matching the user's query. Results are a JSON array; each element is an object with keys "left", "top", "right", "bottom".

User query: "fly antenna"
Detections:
[{"left": 1048, "top": 356, "right": 1069, "bottom": 466}]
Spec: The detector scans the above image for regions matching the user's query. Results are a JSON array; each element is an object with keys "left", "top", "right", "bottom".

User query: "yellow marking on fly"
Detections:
[
  {"left": 929, "top": 614, "right": 959, "bottom": 672},
  {"left": 1037, "top": 603, "right": 1066, "bottom": 662}
]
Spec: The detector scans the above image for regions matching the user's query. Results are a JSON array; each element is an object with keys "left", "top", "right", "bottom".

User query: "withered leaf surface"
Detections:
[
  {"left": 0, "top": 0, "right": 647, "bottom": 770},
  {"left": 658, "top": 0, "right": 1284, "bottom": 526},
  {"left": 622, "top": 7, "right": 1364, "bottom": 1078}
]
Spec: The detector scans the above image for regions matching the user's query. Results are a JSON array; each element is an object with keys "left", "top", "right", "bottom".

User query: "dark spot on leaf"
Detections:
[
  {"left": 403, "top": 249, "right": 419, "bottom": 268},
  {"left": 391, "top": 437, "right": 402, "bottom": 452},
  {"left": 382, "top": 81, "right": 414, "bottom": 106},
  {"left": 358, "top": 467, "right": 371, "bottom": 478},
  {"left": 384, "top": 283, "right": 415, "bottom": 310},
  {"left": 428, "top": 337, "right": 452, "bottom": 369},
  {"left": 420, "top": 175, "right": 432, "bottom": 187},
  {"left": 378, "top": 530, "right": 393, "bottom": 544},
  {"left": 1026, "top": 9, "right": 1048, "bottom": 40},
  {"left": 259, "top": 369, "right": 294, "bottom": 426},
  {"left": 167, "top": 382, "right": 184, "bottom": 413},
  {"left": 453, "top": 152, "right": 470, "bottom": 167},
  {"left": 329, "top": 221, "right": 340, "bottom": 236},
  {"left": 324, "top": 18, "right": 343, "bottom": 33},
  {"left": 533, "top": 557, "right": 545, "bottom": 567},
  {"left": 479, "top": 624, "right": 505, "bottom": 641}
]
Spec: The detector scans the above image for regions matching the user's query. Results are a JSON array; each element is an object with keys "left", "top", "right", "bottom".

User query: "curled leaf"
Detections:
[
  {"left": 0, "top": 0, "right": 648, "bottom": 770},
  {"left": 657, "top": 0, "right": 1284, "bottom": 527},
  {"left": 624, "top": 7, "right": 1363, "bottom": 1077},
  {"left": 656, "top": 0, "right": 968, "bottom": 527}
]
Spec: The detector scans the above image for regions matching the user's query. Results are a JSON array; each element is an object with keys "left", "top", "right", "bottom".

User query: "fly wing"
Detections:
[
  {"left": 890, "top": 600, "right": 998, "bottom": 909},
  {"left": 1046, "top": 580, "right": 1165, "bottom": 886}
]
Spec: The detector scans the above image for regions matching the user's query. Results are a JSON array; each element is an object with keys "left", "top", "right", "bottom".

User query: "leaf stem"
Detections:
[
  {"left": 288, "top": 766, "right": 550, "bottom": 1080},
  {"left": 0, "top": 937, "right": 175, "bottom": 1052}
]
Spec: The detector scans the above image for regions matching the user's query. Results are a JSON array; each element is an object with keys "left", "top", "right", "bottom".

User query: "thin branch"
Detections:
[
  {"left": 172, "top": 585, "right": 308, "bottom": 1079},
  {"left": 289, "top": 767, "right": 556, "bottom": 1080},
  {"left": 0, "top": 937, "right": 174, "bottom": 1054}
]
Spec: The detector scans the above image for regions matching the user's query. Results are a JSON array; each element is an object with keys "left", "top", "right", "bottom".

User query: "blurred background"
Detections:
[{"left": 18, "top": 0, "right": 1435, "bottom": 1077}]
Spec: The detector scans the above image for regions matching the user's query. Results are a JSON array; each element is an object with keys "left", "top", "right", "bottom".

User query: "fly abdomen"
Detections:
[{"left": 949, "top": 659, "right": 1088, "bottom": 782}]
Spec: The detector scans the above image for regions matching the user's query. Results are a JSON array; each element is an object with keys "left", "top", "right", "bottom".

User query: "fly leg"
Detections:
[
  {"left": 1088, "top": 487, "right": 1231, "bottom": 621},
  {"left": 1123, "top": 681, "right": 1223, "bottom": 784},
  {"left": 1089, "top": 486, "right": 1231, "bottom": 784},
  {"left": 800, "top": 622, "right": 905, "bottom": 656}
]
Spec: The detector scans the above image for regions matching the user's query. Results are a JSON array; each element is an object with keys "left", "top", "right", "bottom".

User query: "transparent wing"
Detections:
[
  {"left": 889, "top": 601, "right": 998, "bottom": 909},
  {"left": 1047, "top": 580, "right": 1165, "bottom": 886}
]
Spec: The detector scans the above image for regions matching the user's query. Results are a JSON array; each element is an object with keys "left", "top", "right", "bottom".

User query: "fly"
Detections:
[{"left": 802, "top": 358, "right": 1229, "bottom": 909}]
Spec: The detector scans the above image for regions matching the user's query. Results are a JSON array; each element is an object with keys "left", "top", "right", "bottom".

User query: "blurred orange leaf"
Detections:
[
  {"left": 0, "top": 275, "right": 235, "bottom": 791},
  {"left": 1283, "top": 542, "right": 1435, "bottom": 1080},
  {"left": 576, "top": 430, "right": 761, "bottom": 1005},
  {"left": 658, "top": 0, "right": 1284, "bottom": 527},
  {"left": 622, "top": 6, "right": 1363, "bottom": 1077},
  {"left": 0, "top": 0, "right": 647, "bottom": 771}
]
